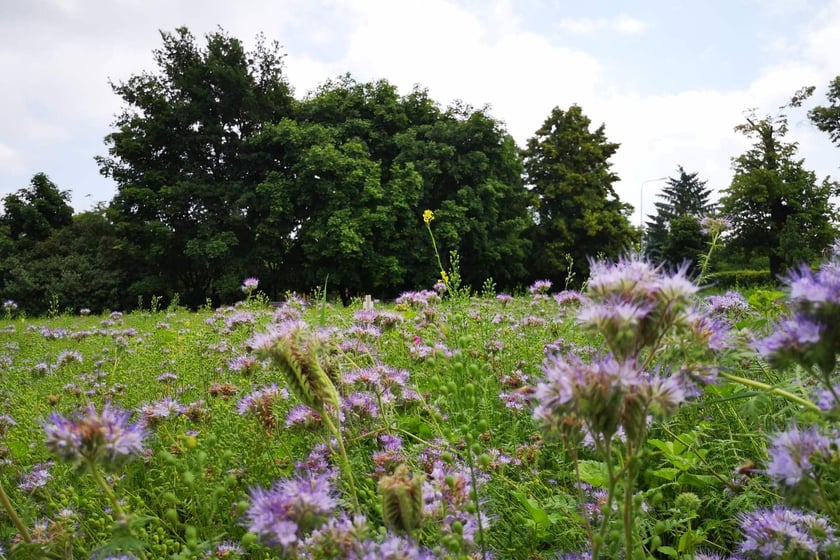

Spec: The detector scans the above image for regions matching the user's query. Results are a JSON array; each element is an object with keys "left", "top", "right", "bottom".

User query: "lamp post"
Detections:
[
  {"left": 639, "top": 176, "right": 668, "bottom": 229},
  {"left": 639, "top": 176, "right": 668, "bottom": 252}
]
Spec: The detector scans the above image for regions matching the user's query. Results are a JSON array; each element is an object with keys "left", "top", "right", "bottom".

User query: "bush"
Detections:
[{"left": 704, "top": 269, "right": 776, "bottom": 289}]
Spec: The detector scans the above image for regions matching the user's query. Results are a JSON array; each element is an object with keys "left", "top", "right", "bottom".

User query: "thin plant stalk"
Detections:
[
  {"left": 719, "top": 371, "right": 821, "bottom": 412},
  {"left": 0, "top": 480, "right": 32, "bottom": 544},
  {"left": 321, "top": 412, "right": 360, "bottom": 513},
  {"left": 86, "top": 458, "right": 127, "bottom": 522}
]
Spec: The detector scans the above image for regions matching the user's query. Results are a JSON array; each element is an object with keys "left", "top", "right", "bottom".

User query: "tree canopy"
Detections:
[
  {"left": 720, "top": 105, "right": 839, "bottom": 278},
  {"left": 644, "top": 166, "right": 715, "bottom": 269},
  {"left": 523, "top": 105, "right": 635, "bottom": 285}
]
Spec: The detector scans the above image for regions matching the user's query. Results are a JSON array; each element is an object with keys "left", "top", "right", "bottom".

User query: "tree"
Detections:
[
  {"left": 720, "top": 105, "right": 839, "bottom": 279},
  {"left": 809, "top": 76, "right": 840, "bottom": 147},
  {"left": 1, "top": 172, "right": 73, "bottom": 243},
  {"left": 96, "top": 27, "right": 295, "bottom": 306},
  {"left": 523, "top": 105, "right": 635, "bottom": 285},
  {"left": 644, "top": 166, "right": 715, "bottom": 269},
  {"left": 252, "top": 77, "right": 532, "bottom": 295}
]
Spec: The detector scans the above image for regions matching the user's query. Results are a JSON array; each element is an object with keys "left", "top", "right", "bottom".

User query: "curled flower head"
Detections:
[
  {"left": 422, "top": 209, "right": 434, "bottom": 225},
  {"left": 248, "top": 321, "right": 339, "bottom": 412},
  {"left": 759, "top": 251, "right": 840, "bottom": 375},
  {"left": 41, "top": 402, "right": 146, "bottom": 467}
]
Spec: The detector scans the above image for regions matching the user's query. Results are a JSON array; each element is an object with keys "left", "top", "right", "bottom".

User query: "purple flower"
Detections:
[
  {"left": 156, "top": 372, "right": 178, "bottom": 383},
  {"left": 529, "top": 279, "right": 553, "bottom": 295},
  {"left": 705, "top": 291, "right": 751, "bottom": 316},
  {"left": 241, "top": 277, "right": 259, "bottom": 294},
  {"left": 204, "top": 541, "right": 243, "bottom": 558},
  {"left": 357, "top": 534, "right": 440, "bottom": 559},
  {"left": 765, "top": 425, "right": 833, "bottom": 487},
  {"left": 19, "top": 460, "right": 53, "bottom": 492},
  {"left": 138, "top": 397, "right": 185, "bottom": 427},
  {"left": 41, "top": 402, "right": 146, "bottom": 467},
  {"left": 56, "top": 350, "right": 83, "bottom": 366},
  {"left": 754, "top": 315, "right": 823, "bottom": 368},
  {"left": 737, "top": 505, "right": 838, "bottom": 558},
  {"left": 244, "top": 473, "right": 338, "bottom": 550},
  {"left": 699, "top": 215, "right": 731, "bottom": 236}
]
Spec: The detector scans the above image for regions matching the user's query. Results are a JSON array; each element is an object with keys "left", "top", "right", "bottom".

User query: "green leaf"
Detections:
[
  {"left": 657, "top": 545, "right": 678, "bottom": 557},
  {"left": 577, "top": 460, "right": 609, "bottom": 488},
  {"left": 678, "top": 473, "right": 720, "bottom": 489},
  {"left": 512, "top": 491, "right": 550, "bottom": 528},
  {"left": 650, "top": 467, "right": 681, "bottom": 481}
]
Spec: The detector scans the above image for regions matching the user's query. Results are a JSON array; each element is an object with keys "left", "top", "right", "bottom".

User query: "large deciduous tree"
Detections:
[
  {"left": 523, "top": 105, "right": 635, "bottom": 285},
  {"left": 644, "top": 166, "right": 715, "bottom": 269},
  {"left": 252, "top": 76, "right": 532, "bottom": 295},
  {"left": 96, "top": 27, "right": 294, "bottom": 306},
  {"left": 720, "top": 106, "right": 839, "bottom": 278}
]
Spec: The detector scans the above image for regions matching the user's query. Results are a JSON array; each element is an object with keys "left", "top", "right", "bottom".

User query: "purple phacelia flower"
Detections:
[
  {"left": 244, "top": 473, "right": 338, "bottom": 550},
  {"left": 18, "top": 460, "right": 53, "bottom": 492},
  {"left": 765, "top": 425, "right": 833, "bottom": 487},
  {"left": 241, "top": 277, "right": 259, "bottom": 294},
  {"left": 737, "top": 505, "right": 838, "bottom": 558},
  {"left": 529, "top": 279, "right": 553, "bottom": 295},
  {"left": 41, "top": 402, "right": 146, "bottom": 467}
]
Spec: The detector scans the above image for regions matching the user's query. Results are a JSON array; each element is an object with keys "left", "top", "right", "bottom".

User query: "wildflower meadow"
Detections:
[{"left": 2, "top": 245, "right": 840, "bottom": 560}]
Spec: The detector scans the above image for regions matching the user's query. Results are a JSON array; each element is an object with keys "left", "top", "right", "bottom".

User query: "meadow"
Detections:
[{"left": 1, "top": 252, "right": 839, "bottom": 560}]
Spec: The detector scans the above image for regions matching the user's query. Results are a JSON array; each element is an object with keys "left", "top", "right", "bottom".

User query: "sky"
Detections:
[{"left": 1, "top": 0, "right": 840, "bottom": 226}]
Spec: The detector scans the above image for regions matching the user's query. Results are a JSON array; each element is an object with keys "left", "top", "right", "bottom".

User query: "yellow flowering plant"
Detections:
[{"left": 423, "top": 209, "right": 450, "bottom": 292}]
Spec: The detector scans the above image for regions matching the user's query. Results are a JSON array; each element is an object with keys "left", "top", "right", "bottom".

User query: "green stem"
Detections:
[
  {"left": 87, "top": 458, "right": 126, "bottom": 522},
  {"left": 464, "top": 441, "right": 487, "bottom": 560},
  {"left": 719, "top": 371, "right": 820, "bottom": 411},
  {"left": 0, "top": 479, "right": 32, "bottom": 544},
  {"left": 697, "top": 231, "right": 719, "bottom": 285},
  {"left": 593, "top": 433, "right": 616, "bottom": 560},
  {"left": 321, "top": 412, "right": 360, "bottom": 513},
  {"left": 623, "top": 441, "right": 635, "bottom": 560}
]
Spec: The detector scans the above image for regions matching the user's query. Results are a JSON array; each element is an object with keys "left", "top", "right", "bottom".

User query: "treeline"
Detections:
[{"left": 1, "top": 28, "right": 839, "bottom": 315}]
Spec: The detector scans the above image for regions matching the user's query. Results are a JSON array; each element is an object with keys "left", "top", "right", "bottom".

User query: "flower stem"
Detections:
[
  {"left": 87, "top": 458, "right": 127, "bottom": 522},
  {"left": 321, "top": 412, "right": 360, "bottom": 513},
  {"left": 0, "top": 479, "right": 32, "bottom": 544},
  {"left": 719, "top": 371, "right": 821, "bottom": 411}
]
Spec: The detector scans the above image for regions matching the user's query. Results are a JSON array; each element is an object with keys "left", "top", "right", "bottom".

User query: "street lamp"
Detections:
[{"left": 639, "top": 176, "right": 668, "bottom": 230}]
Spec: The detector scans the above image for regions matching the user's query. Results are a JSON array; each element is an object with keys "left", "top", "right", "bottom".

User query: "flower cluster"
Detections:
[
  {"left": 241, "top": 277, "right": 259, "bottom": 295},
  {"left": 581, "top": 255, "right": 698, "bottom": 361},
  {"left": 41, "top": 402, "right": 146, "bottom": 467},
  {"left": 756, "top": 247, "right": 840, "bottom": 377},
  {"left": 244, "top": 472, "right": 338, "bottom": 550},
  {"left": 737, "top": 505, "right": 839, "bottom": 558}
]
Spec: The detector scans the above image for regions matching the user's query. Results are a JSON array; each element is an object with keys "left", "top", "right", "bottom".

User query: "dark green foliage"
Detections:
[
  {"left": 644, "top": 166, "right": 715, "bottom": 270},
  {"left": 0, "top": 207, "right": 125, "bottom": 314},
  {"left": 809, "top": 76, "right": 840, "bottom": 146},
  {"left": 523, "top": 105, "right": 635, "bottom": 285},
  {"left": 96, "top": 27, "right": 295, "bottom": 307},
  {"left": 1, "top": 173, "right": 73, "bottom": 243},
  {"left": 704, "top": 269, "right": 776, "bottom": 289},
  {"left": 252, "top": 76, "right": 532, "bottom": 295},
  {"left": 720, "top": 106, "right": 839, "bottom": 278}
]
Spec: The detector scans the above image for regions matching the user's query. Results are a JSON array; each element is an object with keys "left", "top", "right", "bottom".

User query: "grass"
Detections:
[{"left": 0, "top": 285, "right": 822, "bottom": 559}]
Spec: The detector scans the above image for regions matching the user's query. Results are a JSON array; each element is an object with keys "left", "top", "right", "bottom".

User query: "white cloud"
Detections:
[
  {"left": 555, "top": 15, "right": 647, "bottom": 36},
  {"left": 0, "top": 144, "right": 23, "bottom": 174}
]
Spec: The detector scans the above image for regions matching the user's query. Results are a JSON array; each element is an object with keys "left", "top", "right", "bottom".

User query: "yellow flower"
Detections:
[
  {"left": 440, "top": 270, "right": 449, "bottom": 283},
  {"left": 423, "top": 209, "right": 435, "bottom": 225}
]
